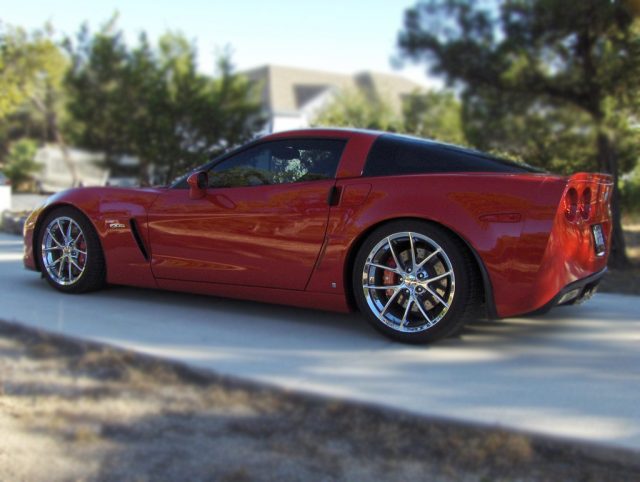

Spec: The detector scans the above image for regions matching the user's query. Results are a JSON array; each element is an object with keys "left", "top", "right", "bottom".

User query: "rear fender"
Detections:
[{"left": 306, "top": 173, "right": 566, "bottom": 318}]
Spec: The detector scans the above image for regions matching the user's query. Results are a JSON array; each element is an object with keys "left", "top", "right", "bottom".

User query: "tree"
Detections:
[
  {"left": 312, "top": 86, "right": 467, "bottom": 145},
  {"left": 312, "top": 88, "right": 404, "bottom": 131},
  {"left": 0, "top": 24, "right": 76, "bottom": 185},
  {"left": 0, "top": 25, "right": 26, "bottom": 119},
  {"left": 403, "top": 90, "right": 465, "bottom": 144},
  {"left": 65, "top": 20, "right": 265, "bottom": 185},
  {"left": 398, "top": 0, "right": 640, "bottom": 268},
  {"left": 63, "top": 18, "right": 132, "bottom": 176},
  {"left": 3, "top": 138, "right": 40, "bottom": 189}
]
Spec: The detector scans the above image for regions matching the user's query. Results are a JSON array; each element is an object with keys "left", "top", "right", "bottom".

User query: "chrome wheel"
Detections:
[
  {"left": 362, "top": 232, "right": 455, "bottom": 333},
  {"left": 41, "top": 216, "right": 88, "bottom": 286}
]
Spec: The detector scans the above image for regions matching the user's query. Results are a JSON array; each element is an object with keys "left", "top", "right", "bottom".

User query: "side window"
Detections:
[
  {"left": 208, "top": 145, "right": 272, "bottom": 188},
  {"left": 363, "top": 134, "right": 541, "bottom": 177},
  {"left": 208, "top": 139, "right": 345, "bottom": 188}
]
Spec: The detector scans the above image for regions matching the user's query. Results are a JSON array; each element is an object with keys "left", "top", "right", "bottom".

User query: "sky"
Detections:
[{"left": 1, "top": 0, "right": 438, "bottom": 87}]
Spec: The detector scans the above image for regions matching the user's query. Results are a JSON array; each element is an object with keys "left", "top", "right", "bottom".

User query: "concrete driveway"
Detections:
[{"left": 1, "top": 232, "right": 639, "bottom": 451}]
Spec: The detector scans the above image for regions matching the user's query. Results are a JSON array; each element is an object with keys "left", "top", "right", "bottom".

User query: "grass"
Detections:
[{"left": 1, "top": 320, "right": 639, "bottom": 482}]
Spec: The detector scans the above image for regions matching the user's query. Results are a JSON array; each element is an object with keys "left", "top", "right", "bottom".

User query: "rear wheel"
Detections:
[
  {"left": 38, "top": 207, "right": 106, "bottom": 293},
  {"left": 353, "top": 220, "right": 480, "bottom": 344}
]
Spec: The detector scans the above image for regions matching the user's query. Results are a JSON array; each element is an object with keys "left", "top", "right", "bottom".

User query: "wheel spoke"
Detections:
[
  {"left": 426, "top": 286, "right": 449, "bottom": 309},
  {"left": 43, "top": 246, "right": 62, "bottom": 252},
  {"left": 56, "top": 219, "right": 66, "bottom": 243},
  {"left": 416, "top": 248, "right": 442, "bottom": 269},
  {"left": 76, "top": 249, "right": 87, "bottom": 256},
  {"left": 425, "top": 271, "right": 453, "bottom": 284},
  {"left": 57, "top": 257, "right": 65, "bottom": 278},
  {"left": 365, "top": 261, "right": 401, "bottom": 274},
  {"left": 408, "top": 232, "right": 417, "bottom": 270},
  {"left": 380, "top": 288, "right": 401, "bottom": 316},
  {"left": 69, "top": 257, "right": 83, "bottom": 271},
  {"left": 386, "top": 237, "right": 402, "bottom": 271},
  {"left": 47, "top": 228, "right": 64, "bottom": 247},
  {"left": 401, "top": 298, "right": 413, "bottom": 327},
  {"left": 413, "top": 295, "right": 433, "bottom": 326},
  {"left": 49, "top": 256, "right": 63, "bottom": 267},
  {"left": 68, "top": 258, "right": 72, "bottom": 280},
  {"left": 66, "top": 220, "right": 73, "bottom": 242}
]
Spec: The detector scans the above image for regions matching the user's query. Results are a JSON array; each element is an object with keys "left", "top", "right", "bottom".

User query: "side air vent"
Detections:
[{"left": 129, "top": 218, "right": 149, "bottom": 260}]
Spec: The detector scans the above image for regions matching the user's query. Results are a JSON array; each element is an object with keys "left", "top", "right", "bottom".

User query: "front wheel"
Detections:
[
  {"left": 38, "top": 207, "right": 106, "bottom": 293},
  {"left": 353, "top": 220, "right": 480, "bottom": 344}
]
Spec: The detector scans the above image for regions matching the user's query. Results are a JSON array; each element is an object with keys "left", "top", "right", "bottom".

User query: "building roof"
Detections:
[
  {"left": 353, "top": 71, "right": 423, "bottom": 113},
  {"left": 243, "top": 64, "right": 424, "bottom": 116}
]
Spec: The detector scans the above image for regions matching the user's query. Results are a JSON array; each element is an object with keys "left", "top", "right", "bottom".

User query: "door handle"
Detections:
[{"left": 327, "top": 186, "right": 341, "bottom": 206}]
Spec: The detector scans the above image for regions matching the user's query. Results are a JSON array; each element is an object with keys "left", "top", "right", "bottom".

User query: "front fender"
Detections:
[{"left": 26, "top": 187, "right": 165, "bottom": 288}]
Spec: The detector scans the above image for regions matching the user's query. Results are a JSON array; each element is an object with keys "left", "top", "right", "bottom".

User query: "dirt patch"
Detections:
[{"left": 0, "top": 321, "right": 638, "bottom": 482}]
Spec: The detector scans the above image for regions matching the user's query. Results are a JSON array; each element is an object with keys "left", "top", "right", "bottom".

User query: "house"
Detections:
[
  {"left": 243, "top": 65, "right": 424, "bottom": 133},
  {"left": 34, "top": 145, "right": 110, "bottom": 193},
  {"left": 33, "top": 146, "right": 145, "bottom": 192}
]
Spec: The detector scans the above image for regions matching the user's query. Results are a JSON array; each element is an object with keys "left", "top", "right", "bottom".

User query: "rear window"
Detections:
[{"left": 363, "top": 134, "right": 542, "bottom": 177}]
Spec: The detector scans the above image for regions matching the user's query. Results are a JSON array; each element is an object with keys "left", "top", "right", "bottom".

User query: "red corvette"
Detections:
[{"left": 23, "top": 129, "right": 612, "bottom": 343}]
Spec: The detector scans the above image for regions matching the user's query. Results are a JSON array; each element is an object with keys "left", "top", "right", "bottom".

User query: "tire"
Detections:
[
  {"left": 352, "top": 220, "right": 480, "bottom": 344},
  {"left": 38, "top": 206, "right": 106, "bottom": 294}
]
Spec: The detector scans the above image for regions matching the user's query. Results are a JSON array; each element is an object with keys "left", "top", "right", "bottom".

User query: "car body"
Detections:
[{"left": 23, "top": 129, "right": 613, "bottom": 343}]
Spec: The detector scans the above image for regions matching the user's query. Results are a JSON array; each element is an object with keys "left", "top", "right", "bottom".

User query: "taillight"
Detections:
[
  {"left": 564, "top": 187, "right": 578, "bottom": 222},
  {"left": 580, "top": 187, "right": 592, "bottom": 221}
]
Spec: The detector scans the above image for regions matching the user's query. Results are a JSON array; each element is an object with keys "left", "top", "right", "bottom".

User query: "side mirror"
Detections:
[{"left": 187, "top": 171, "right": 208, "bottom": 200}]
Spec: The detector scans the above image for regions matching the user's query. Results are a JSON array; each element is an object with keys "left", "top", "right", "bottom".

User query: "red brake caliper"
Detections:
[{"left": 383, "top": 259, "right": 398, "bottom": 298}]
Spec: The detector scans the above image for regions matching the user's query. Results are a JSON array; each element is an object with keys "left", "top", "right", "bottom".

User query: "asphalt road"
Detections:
[{"left": 1, "top": 232, "right": 639, "bottom": 451}]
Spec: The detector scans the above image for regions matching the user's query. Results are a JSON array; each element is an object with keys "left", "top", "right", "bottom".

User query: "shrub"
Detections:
[{"left": 2, "top": 139, "right": 40, "bottom": 190}]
